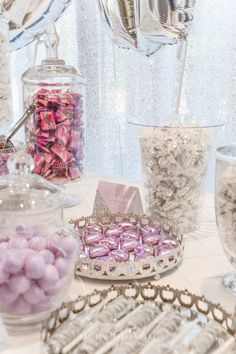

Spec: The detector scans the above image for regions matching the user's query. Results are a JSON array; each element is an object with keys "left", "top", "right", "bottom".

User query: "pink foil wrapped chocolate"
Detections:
[
  {"left": 140, "top": 226, "right": 161, "bottom": 237},
  {"left": 109, "top": 249, "right": 129, "bottom": 262},
  {"left": 25, "top": 88, "right": 84, "bottom": 182},
  {"left": 104, "top": 225, "right": 123, "bottom": 238},
  {"left": 84, "top": 224, "right": 103, "bottom": 235},
  {"left": 121, "top": 239, "right": 139, "bottom": 252},
  {"left": 89, "top": 245, "right": 110, "bottom": 258},
  {"left": 84, "top": 233, "right": 103, "bottom": 246},
  {"left": 101, "top": 237, "right": 119, "bottom": 250},
  {"left": 120, "top": 230, "right": 139, "bottom": 241},
  {"left": 142, "top": 233, "right": 162, "bottom": 245}
]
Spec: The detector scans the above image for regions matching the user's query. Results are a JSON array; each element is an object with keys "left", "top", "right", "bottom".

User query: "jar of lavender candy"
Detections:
[
  {"left": 130, "top": 116, "right": 225, "bottom": 234},
  {"left": 22, "top": 24, "right": 85, "bottom": 182},
  {"left": 0, "top": 152, "right": 78, "bottom": 332}
]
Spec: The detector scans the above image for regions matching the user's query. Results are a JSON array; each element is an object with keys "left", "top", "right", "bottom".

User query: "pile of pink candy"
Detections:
[
  {"left": 26, "top": 88, "right": 84, "bottom": 181},
  {"left": 79, "top": 222, "right": 179, "bottom": 262},
  {"left": 0, "top": 226, "right": 77, "bottom": 315}
]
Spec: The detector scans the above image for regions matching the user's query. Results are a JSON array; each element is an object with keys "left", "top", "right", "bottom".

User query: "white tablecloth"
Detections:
[{"left": 2, "top": 176, "right": 235, "bottom": 354}]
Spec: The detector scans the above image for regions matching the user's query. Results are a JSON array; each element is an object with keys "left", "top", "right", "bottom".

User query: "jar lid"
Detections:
[{"left": 0, "top": 151, "right": 65, "bottom": 212}]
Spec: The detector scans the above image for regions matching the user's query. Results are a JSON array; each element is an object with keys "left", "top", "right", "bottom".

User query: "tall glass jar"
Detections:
[
  {"left": 0, "top": 8, "right": 13, "bottom": 127},
  {"left": 0, "top": 152, "right": 78, "bottom": 332},
  {"left": 22, "top": 24, "right": 85, "bottom": 182}
]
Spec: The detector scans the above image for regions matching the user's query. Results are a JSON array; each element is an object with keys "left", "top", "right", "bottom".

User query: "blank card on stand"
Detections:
[{"left": 93, "top": 181, "right": 143, "bottom": 215}]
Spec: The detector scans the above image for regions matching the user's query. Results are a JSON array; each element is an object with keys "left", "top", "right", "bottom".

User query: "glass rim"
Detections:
[
  {"left": 216, "top": 142, "right": 236, "bottom": 162},
  {"left": 127, "top": 115, "right": 227, "bottom": 129}
]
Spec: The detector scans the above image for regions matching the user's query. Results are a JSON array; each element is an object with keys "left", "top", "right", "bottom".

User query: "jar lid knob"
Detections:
[{"left": 7, "top": 151, "right": 34, "bottom": 175}]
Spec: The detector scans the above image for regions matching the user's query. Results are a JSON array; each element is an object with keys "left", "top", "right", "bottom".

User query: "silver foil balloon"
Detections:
[
  {"left": 98, "top": 0, "right": 194, "bottom": 56},
  {"left": 1, "top": 0, "right": 72, "bottom": 50}
]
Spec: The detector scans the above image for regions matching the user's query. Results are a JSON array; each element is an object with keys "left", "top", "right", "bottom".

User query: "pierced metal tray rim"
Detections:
[{"left": 70, "top": 213, "right": 184, "bottom": 281}]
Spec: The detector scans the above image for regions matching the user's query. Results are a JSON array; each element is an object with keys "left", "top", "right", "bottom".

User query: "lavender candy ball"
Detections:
[
  {"left": 101, "top": 237, "right": 119, "bottom": 250},
  {"left": 7, "top": 238, "right": 28, "bottom": 249},
  {"left": 9, "top": 274, "right": 30, "bottom": 295},
  {"left": 0, "top": 242, "right": 8, "bottom": 256},
  {"left": 23, "top": 284, "right": 45, "bottom": 305},
  {"left": 15, "top": 225, "right": 36, "bottom": 240},
  {"left": 0, "top": 284, "right": 18, "bottom": 305},
  {"left": 2, "top": 249, "right": 25, "bottom": 274},
  {"left": 24, "top": 255, "right": 46, "bottom": 280},
  {"left": 143, "top": 233, "right": 162, "bottom": 246},
  {"left": 121, "top": 239, "right": 139, "bottom": 252},
  {"left": 28, "top": 237, "right": 47, "bottom": 251},
  {"left": 37, "top": 265, "right": 59, "bottom": 291},
  {"left": 39, "top": 250, "right": 55, "bottom": 265},
  {"left": 61, "top": 237, "right": 78, "bottom": 259},
  {"left": 54, "top": 258, "right": 68, "bottom": 278},
  {"left": 32, "top": 297, "right": 52, "bottom": 313},
  {"left": 104, "top": 225, "right": 123, "bottom": 238},
  {"left": 84, "top": 232, "right": 103, "bottom": 246},
  {"left": 89, "top": 245, "right": 110, "bottom": 259},
  {"left": 48, "top": 235, "right": 64, "bottom": 256},
  {"left": 45, "top": 280, "right": 62, "bottom": 296},
  {"left": 109, "top": 249, "right": 129, "bottom": 262},
  {"left": 10, "top": 296, "right": 32, "bottom": 315},
  {"left": 0, "top": 265, "right": 8, "bottom": 284}
]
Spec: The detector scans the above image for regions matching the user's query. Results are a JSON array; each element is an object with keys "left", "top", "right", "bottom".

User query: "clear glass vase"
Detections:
[{"left": 130, "top": 116, "right": 224, "bottom": 233}]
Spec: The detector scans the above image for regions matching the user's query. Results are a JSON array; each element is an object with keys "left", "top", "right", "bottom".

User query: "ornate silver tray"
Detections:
[
  {"left": 70, "top": 214, "right": 184, "bottom": 280},
  {"left": 42, "top": 283, "right": 236, "bottom": 354}
]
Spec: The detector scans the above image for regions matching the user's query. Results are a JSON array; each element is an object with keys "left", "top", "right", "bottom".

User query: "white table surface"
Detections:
[{"left": 2, "top": 176, "right": 236, "bottom": 354}]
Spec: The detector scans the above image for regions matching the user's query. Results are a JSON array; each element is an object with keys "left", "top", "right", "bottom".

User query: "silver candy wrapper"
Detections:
[
  {"left": 98, "top": 0, "right": 196, "bottom": 55},
  {"left": 2, "top": 0, "right": 72, "bottom": 50}
]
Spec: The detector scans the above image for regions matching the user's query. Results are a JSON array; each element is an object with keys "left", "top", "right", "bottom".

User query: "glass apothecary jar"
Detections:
[
  {"left": 0, "top": 152, "right": 78, "bottom": 332},
  {"left": 130, "top": 116, "right": 225, "bottom": 234},
  {"left": 22, "top": 25, "right": 85, "bottom": 182}
]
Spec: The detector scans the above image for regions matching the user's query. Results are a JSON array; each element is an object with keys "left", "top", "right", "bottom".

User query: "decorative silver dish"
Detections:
[
  {"left": 70, "top": 214, "right": 184, "bottom": 280},
  {"left": 42, "top": 283, "right": 236, "bottom": 354}
]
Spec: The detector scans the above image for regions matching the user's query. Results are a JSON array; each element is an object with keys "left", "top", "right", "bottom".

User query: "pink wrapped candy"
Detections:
[
  {"left": 89, "top": 245, "right": 109, "bottom": 258},
  {"left": 84, "top": 232, "right": 103, "bottom": 246},
  {"left": 140, "top": 226, "right": 161, "bottom": 237},
  {"left": 120, "top": 230, "right": 139, "bottom": 241},
  {"left": 101, "top": 237, "right": 119, "bottom": 250},
  {"left": 109, "top": 249, "right": 129, "bottom": 262},
  {"left": 121, "top": 239, "right": 139, "bottom": 252},
  {"left": 142, "top": 233, "right": 162, "bottom": 245},
  {"left": 104, "top": 225, "right": 123, "bottom": 238},
  {"left": 25, "top": 88, "right": 84, "bottom": 182},
  {"left": 84, "top": 224, "right": 103, "bottom": 235}
]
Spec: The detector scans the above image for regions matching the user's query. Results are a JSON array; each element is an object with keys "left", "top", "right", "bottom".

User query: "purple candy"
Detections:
[
  {"left": 23, "top": 284, "right": 45, "bottom": 305},
  {"left": 140, "top": 226, "right": 161, "bottom": 237},
  {"left": 3, "top": 249, "right": 25, "bottom": 274},
  {"left": 48, "top": 235, "right": 64, "bottom": 256},
  {"left": 9, "top": 274, "right": 30, "bottom": 295},
  {"left": 161, "top": 237, "right": 178, "bottom": 248},
  {"left": 32, "top": 297, "right": 52, "bottom": 313},
  {"left": 89, "top": 245, "right": 110, "bottom": 258},
  {"left": 10, "top": 296, "right": 32, "bottom": 314},
  {"left": 0, "top": 242, "right": 8, "bottom": 256},
  {"left": 24, "top": 255, "right": 46, "bottom": 279},
  {"left": 143, "top": 233, "right": 162, "bottom": 245},
  {"left": 120, "top": 230, "right": 139, "bottom": 241},
  {"left": 0, "top": 284, "right": 18, "bottom": 304},
  {"left": 104, "top": 225, "right": 122, "bottom": 238},
  {"left": 61, "top": 237, "right": 78, "bottom": 258},
  {"left": 84, "top": 233, "right": 103, "bottom": 246},
  {"left": 15, "top": 225, "right": 36, "bottom": 240},
  {"left": 54, "top": 257, "right": 68, "bottom": 278},
  {"left": 39, "top": 250, "right": 55, "bottom": 264},
  {"left": 45, "top": 280, "right": 62, "bottom": 296},
  {"left": 134, "top": 244, "right": 154, "bottom": 256},
  {"left": 84, "top": 224, "right": 103, "bottom": 234},
  {"left": 109, "top": 249, "right": 129, "bottom": 262},
  {"left": 101, "top": 237, "right": 119, "bottom": 250},
  {"left": 37, "top": 264, "right": 59, "bottom": 290},
  {"left": 7, "top": 238, "right": 28, "bottom": 249},
  {"left": 118, "top": 222, "right": 136, "bottom": 232},
  {"left": 0, "top": 265, "right": 8, "bottom": 284},
  {"left": 28, "top": 236, "right": 47, "bottom": 251},
  {"left": 121, "top": 239, "right": 139, "bottom": 252}
]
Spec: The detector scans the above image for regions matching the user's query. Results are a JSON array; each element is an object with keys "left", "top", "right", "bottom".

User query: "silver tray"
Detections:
[
  {"left": 42, "top": 283, "right": 236, "bottom": 354},
  {"left": 70, "top": 214, "right": 184, "bottom": 280}
]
